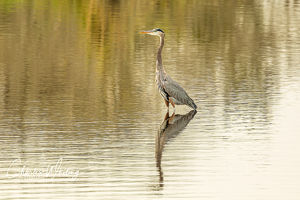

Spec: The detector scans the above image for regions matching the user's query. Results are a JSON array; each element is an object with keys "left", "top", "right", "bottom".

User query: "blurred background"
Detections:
[{"left": 0, "top": 0, "right": 300, "bottom": 199}]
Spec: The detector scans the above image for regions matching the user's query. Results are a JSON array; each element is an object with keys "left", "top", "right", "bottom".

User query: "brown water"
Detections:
[{"left": 1, "top": 0, "right": 300, "bottom": 199}]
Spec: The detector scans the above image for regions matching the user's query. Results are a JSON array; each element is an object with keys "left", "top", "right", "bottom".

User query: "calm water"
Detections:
[{"left": 1, "top": 0, "right": 300, "bottom": 199}]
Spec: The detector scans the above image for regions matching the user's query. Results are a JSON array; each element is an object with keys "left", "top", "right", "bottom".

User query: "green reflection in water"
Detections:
[{"left": 0, "top": 0, "right": 300, "bottom": 199}]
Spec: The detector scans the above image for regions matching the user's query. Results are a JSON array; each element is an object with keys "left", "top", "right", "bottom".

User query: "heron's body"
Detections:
[{"left": 141, "top": 28, "right": 197, "bottom": 110}]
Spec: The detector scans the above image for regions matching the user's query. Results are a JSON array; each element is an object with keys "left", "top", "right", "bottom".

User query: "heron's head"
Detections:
[{"left": 140, "top": 28, "right": 165, "bottom": 37}]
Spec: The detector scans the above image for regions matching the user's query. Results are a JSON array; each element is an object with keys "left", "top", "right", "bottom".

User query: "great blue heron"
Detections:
[{"left": 141, "top": 28, "right": 197, "bottom": 110}]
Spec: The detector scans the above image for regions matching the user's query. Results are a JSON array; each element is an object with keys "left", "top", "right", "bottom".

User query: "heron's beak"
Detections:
[{"left": 140, "top": 30, "right": 153, "bottom": 34}]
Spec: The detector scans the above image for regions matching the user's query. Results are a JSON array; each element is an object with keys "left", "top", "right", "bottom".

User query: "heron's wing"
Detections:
[{"left": 162, "top": 75, "right": 197, "bottom": 109}]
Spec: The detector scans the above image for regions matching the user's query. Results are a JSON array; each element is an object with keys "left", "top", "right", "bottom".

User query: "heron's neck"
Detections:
[{"left": 156, "top": 35, "right": 164, "bottom": 72}]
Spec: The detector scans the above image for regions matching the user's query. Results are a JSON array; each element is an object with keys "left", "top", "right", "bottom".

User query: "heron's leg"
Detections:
[
  {"left": 164, "top": 111, "right": 169, "bottom": 121},
  {"left": 164, "top": 99, "right": 169, "bottom": 108},
  {"left": 169, "top": 98, "right": 175, "bottom": 108},
  {"left": 169, "top": 112, "right": 175, "bottom": 123}
]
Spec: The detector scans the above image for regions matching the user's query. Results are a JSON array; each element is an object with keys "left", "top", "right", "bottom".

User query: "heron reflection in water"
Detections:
[
  {"left": 155, "top": 110, "right": 197, "bottom": 189},
  {"left": 141, "top": 28, "right": 197, "bottom": 110}
]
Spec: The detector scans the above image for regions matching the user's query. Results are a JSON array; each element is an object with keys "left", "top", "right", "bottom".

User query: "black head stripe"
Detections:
[{"left": 155, "top": 28, "right": 164, "bottom": 33}]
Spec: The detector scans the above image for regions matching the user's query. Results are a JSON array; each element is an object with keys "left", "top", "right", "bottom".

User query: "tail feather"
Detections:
[{"left": 187, "top": 99, "right": 197, "bottom": 110}]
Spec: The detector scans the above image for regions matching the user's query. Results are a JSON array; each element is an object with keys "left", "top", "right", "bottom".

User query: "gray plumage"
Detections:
[{"left": 141, "top": 28, "right": 197, "bottom": 110}]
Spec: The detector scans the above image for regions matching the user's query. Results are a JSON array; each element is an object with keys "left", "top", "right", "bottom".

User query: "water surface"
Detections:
[{"left": 0, "top": 0, "right": 300, "bottom": 199}]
